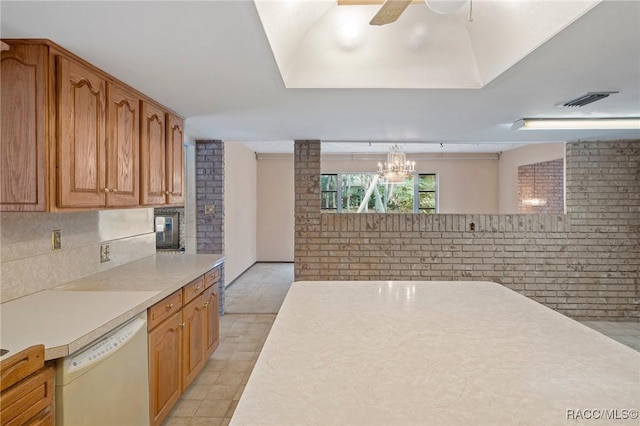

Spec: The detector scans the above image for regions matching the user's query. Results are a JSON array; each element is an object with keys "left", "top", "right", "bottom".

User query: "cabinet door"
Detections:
[
  {"left": 1, "top": 44, "right": 48, "bottom": 211},
  {"left": 148, "top": 312, "right": 182, "bottom": 426},
  {"left": 57, "top": 56, "right": 107, "bottom": 208},
  {"left": 166, "top": 113, "right": 184, "bottom": 205},
  {"left": 24, "top": 406, "right": 54, "bottom": 426},
  {"left": 106, "top": 83, "right": 139, "bottom": 207},
  {"left": 140, "top": 101, "right": 166, "bottom": 205},
  {"left": 0, "top": 366, "right": 54, "bottom": 426},
  {"left": 204, "top": 284, "right": 220, "bottom": 359},
  {"left": 182, "top": 293, "right": 205, "bottom": 391}
]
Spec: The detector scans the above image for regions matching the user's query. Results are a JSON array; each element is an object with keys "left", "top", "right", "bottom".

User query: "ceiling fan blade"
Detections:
[{"left": 369, "top": 0, "right": 412, "bottom": 26}]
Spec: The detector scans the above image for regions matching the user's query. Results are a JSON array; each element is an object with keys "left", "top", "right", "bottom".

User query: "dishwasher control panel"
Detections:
[{"left": 66, "top": 316, "right": 146, "bottom": 373}]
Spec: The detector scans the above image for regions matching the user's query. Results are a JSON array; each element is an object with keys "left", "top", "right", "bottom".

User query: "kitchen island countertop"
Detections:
[
  {"left": 0, "top": 254, "right": 224, "bottom": 361},
  {"left": 232, "top": 280, "right": 640, "bottom": 426}
]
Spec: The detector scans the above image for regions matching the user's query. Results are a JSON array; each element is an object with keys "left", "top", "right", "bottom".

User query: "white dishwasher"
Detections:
[{"left": 55, "top": 313, "right": 150, "bottom": 426}]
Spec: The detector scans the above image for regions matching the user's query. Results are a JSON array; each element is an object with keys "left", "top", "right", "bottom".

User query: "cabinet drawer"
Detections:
[
  {"left": 182, "top": 276, "right": 205, "bottom": 304},
  {"left": 0, "top": 365, "right": 53, "bottom": 426},
  {"left": 1, "top": 346, "right": 45, "bottom": 392},
  {"left": 148, "top": 290, "right": 183, "bottom": 331},
  {"left": 204, "top": 267, "right": 220, "bottom": 289}
]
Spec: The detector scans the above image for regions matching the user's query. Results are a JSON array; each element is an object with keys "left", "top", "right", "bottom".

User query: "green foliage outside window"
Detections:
[{"left": 320, "top": 173, "right": 437, "bottom": 213}]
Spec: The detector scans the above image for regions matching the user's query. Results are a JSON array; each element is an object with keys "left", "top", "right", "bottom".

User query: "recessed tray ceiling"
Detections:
[{"left": 254, "top": 0, "right": 600, "bottom": 89}]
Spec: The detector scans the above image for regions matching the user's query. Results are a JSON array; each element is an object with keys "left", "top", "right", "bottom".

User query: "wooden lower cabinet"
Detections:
[
  {"left": 148, "top": 311, "right": 182, "bottom": 426},
  {"left": 204, "top": 284, "right": 220, "bottom": 359},
  {"left": 0, "top": 345, "right": 54, "bottom": 426},
  {"left": 181, "top": 293, "right": 205, "bottom": 391},
  {"left": 148, "top": 266, "right": 221, "bottom": 426},
  {"left": 22, "top": 406, "right": 54, "bottom": 426}
]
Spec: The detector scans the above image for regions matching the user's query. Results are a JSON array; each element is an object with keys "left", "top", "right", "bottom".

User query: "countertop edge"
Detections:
[
  {"left": 2, "top": 254, "right": 224, "bottom": 362},
  {"left": 47, "top": 255, "right": 225, "bottom": 360}
]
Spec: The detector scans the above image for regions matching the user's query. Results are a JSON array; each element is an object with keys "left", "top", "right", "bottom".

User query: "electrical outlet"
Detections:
[
  {"left": 100, "top": 243, "right": 111, "bottom": 263},
  {"left": 51, "top": 230, "right": 62, "bottom": 251},
  {"left": 205, "top": 204, "right": 215, "bottom": 216}
]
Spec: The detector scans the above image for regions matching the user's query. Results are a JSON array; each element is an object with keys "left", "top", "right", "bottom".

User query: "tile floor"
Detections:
[
  {"left": 162, "top": 263, "right": 639, "bottom": 425},
  {"left": 161, "top": 263, "right": 292, "bottom": 426},
  {"left": 224, "top": 263, "right": 294, "bottom": 314},
  {"left": 581, "top": 320, "right": 640, "bottom": 351},
  {"left": 162, "top": 313, "right": 276, "bottom": 426}
]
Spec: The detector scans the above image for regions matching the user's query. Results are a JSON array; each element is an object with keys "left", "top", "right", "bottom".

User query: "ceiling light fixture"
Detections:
[
  {"left": 511, "top": 117, "right": 640, "bottom": 130},
  {"left": 378, "top": 144, "right": 415, "bottom": 183},
  {"left": 426, "top": 0, "right": 467, "bottom": 15}
]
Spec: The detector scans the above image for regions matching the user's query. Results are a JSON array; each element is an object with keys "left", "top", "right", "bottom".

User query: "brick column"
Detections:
[
  {"left": 195, "top": 140, "right": 226, "bottom": 314},
  {"left": 294, "top": 140, "right": 322, "bottom": 280}
]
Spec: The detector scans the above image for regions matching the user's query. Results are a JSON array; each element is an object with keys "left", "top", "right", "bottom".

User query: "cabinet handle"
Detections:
[
  {"left": 103, "top": 188, "right": 110, "bottom": 193},
  {"left": 179, "top": 323, "right": 186, "bottom": 327},
  {"left": 194, "top": 286, "right": 201, "bottom": 291},
  {"left": 165, "top": 191, "right": 170, "bottom": 195},
  {"left": 112, "top": 188, "right": 118, "bottom": 193},
  {"left": 166, "top": 303, "right": 174, "bottom": 310},
  {"left": 203, "top": 301, "right": 209, "bottom": 308}
]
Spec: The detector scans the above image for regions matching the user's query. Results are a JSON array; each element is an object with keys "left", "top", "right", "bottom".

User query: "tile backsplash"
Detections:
[{"left": 0, "top": 208, "right": 156, "bottom": 302}]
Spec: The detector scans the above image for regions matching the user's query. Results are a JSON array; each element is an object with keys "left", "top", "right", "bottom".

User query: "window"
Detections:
[
  {"left": 320, "top": 173, "right": 437, "bottom": 213},
  {"left": 320, "top": 174, "right": 338, "bottom": 211},
  {"left": 418, "top": 174, "right": 437, "bottom": 214}
]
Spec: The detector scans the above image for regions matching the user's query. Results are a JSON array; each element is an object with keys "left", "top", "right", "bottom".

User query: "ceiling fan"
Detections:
[{"left": 365, "top": 0, "right": 471, "bottom": 26}]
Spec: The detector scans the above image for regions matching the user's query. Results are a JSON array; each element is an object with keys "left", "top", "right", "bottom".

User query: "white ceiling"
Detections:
[
  {"left": 255, "top": 0, "right": 599, "bottom": 89},
  {"left": 2, "top": 0, "right": 639, "bottom": 154}
]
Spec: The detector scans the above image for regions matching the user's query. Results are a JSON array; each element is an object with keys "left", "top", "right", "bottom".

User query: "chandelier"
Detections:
[{"left": 377, "top": 144, "right": 415, "bottom": 183}]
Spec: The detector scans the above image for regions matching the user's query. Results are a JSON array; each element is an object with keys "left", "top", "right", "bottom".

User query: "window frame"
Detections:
[{"left": 320, "top": 172, "right": 438, "bottom": 214}]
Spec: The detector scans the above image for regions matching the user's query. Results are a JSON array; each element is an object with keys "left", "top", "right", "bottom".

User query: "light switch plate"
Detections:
[
  {"left": 100, "top": 243, "right": 111, "bottom": 263},
  {"left": 205, "top": 204, "right": 215, "bottom": 216},
  {"left": 51, "top": 230, "right": 62, "bottom": 251}
]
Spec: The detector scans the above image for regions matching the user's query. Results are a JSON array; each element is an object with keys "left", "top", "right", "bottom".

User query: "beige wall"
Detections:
[
  {"left": 498, "top": 142, "right": 565, "bottom": 214},
  {"left": 184, "top": 137, "right": 197, "bottom": 254},
  {"left": 254, "top": 152, "right": 500, "bottom": 262},
  {"left": 0, "top": 209, "right": 155, "bottom": 302},
  {"left": 256, "top": 155, "right": 294, "bottom": 261},
  {"left": 321, "top": 154, "right": 500, "bottom": 214},
  {"left": 224, "top": 142, "right": 258, "bottom": 283}
]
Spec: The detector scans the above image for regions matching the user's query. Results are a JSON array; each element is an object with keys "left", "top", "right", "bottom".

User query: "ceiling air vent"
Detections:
[{"left": 557, "top": 91, "right": 618, "bottom": 108}]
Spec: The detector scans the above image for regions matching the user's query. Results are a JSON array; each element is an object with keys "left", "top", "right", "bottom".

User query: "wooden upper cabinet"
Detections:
[
  {"left": 56, "top": 56, "right": 107, "bottom": 208},
  {"left": 166, "top": 114, "right": 184, "bottom": 205},
  {"left": 0, "top": 40, "right": 183, "bottom": 211},
  {"left": 107, "top": 83, "right": 140, "bottom": 207},
  {"left": 0, "top": 44, "right": 49, "bottom": 211},
  {"left": 140, "top": 101, "right": 167, "bottom": 206}
]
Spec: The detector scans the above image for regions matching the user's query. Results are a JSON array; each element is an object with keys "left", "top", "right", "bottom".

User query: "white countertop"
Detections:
[
  {"left": 0, "top": 254, "right": 223, "bottom": 360},
  {"left": 232, "top": 281, "right": 640, "bottom": 426}
]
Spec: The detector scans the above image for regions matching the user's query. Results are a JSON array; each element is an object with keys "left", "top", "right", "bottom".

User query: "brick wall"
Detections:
[
  {"left": 196, "top": 140, "right": 226, "bottom": 314},
  {"left": 294, "top": 140, "right": 640, "bottom": 320},
  {"left": 294, "top": 141, "right": 322, "bottom": 279},
  {"left": 518, "top": 158, "right": 564, "bottom": 214}
]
